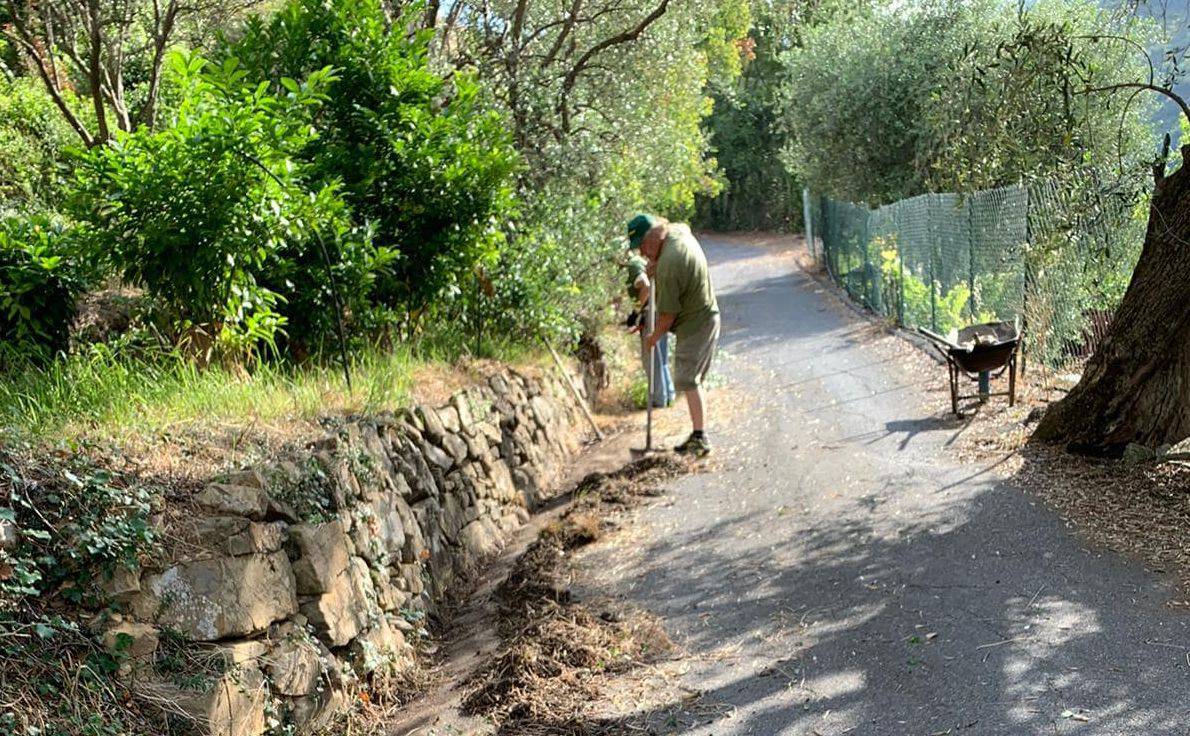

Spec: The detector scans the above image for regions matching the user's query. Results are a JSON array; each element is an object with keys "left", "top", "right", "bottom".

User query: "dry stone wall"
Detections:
[{"left": 102, "top": 369, "right": 587, "bottom": 735}]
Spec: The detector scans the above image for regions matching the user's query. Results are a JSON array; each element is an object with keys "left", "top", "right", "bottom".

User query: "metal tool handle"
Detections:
[{"left": 645, "top": 281, "right": 656, "bottom": 451}]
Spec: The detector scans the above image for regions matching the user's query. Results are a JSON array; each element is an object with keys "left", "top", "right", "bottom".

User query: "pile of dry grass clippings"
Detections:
[{"left": 461, "top": 456, "right": 685, "bottom": 735}]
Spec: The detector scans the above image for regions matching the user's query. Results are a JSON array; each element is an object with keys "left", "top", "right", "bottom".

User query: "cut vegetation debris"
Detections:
[{"left": 462, "top": 455, "right": 688, "bottom": 735}]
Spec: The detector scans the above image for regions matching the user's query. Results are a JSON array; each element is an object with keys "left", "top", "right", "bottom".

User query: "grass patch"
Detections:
[{"left": 0, "top": 335, "right": 542, "bottom": 450}]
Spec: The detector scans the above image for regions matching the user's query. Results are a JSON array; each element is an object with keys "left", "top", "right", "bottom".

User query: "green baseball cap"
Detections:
[{"left": 626, "top": 213, "right": 659, "bottom": 250}]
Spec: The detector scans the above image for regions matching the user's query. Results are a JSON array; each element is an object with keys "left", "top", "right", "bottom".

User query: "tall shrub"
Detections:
[
  {"left": 225, "top": 0, "right": 520, "bottom": 331},
  {"left": 71, "top": 53, "right": 369, "bottom": 359}
]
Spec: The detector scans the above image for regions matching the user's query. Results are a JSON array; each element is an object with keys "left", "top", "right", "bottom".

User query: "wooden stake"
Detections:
[{"left": 542, "top": 338, "right": 604, "bottom": 441}]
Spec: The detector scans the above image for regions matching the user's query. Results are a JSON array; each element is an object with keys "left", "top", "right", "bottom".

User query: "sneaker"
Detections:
[{"left": 674, "top": 433, "right": 711, "bottom": 456}]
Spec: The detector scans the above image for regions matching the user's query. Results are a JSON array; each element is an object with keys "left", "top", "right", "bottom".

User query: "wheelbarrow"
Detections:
[{"left": 918, "top": 320, "right": 1019, "bottom": 416}]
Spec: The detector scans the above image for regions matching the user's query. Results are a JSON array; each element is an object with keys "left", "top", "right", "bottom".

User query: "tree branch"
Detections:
[
  {"left": 138, "top": 0, "right": 179, "bottom": 129},
  {"left": 1081, "top": 82, "right": 1190, "bottom": 129},
  {"left": 1154, "top": 132, "right": 1171, "bottom": 185},
  {"left": 85, "top": 0, "right": 112, "bottom": 141},
  {"left": 0, "top": 2, "right": 95, "bottom": 145},
  {"left": 1073, "top": 33, "right": 1157, "bottom": 87},
  {"left": 540, "top": 0, "right": 582, "bottom": 68},
  {"left": 557, "top": 0, "right": 669, "bottom": 132}
]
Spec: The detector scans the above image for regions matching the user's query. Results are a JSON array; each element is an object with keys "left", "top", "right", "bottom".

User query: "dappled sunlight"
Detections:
[{"left": 565, "top": 237, "right": 1190, "bottom": 735}]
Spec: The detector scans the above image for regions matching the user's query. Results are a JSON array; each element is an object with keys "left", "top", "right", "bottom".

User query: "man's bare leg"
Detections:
[{"left": 685, "top": 387, "right": 705, "bottom": 432}]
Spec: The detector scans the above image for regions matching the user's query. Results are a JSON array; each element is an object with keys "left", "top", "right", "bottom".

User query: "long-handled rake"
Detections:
[{"left": 631, "top": 282, "right": 662, "bottom": 458}]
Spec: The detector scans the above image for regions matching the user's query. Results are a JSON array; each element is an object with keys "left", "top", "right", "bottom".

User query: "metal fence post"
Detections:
[
  {"left": 802, "top": 187, "right": 815, "bottom": 261},
  {"left": 821, "top": 194, "right": 834, "bottom": 281},
  {"left": 861, "top": 211, "right": 871, "bottom": 308},
  {"left": 1020, "top": 183, "right": 1032, "bottom": 378},
  {"left": 898, "top": 216, "right": 906, "bottom": 325},
  {"left": 929, "top": 195, "right": 938, "bottom": 332},
  {"left": 967, "top": 195, "right": 977, "bottom": 321}
]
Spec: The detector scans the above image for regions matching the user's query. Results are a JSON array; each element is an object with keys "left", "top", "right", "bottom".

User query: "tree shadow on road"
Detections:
[{"left": 570, "top": 471, "right": 1187, "bottom": 736}]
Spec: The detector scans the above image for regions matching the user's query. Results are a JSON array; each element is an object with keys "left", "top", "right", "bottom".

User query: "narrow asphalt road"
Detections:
[{"left": 581, "top": 235, "right": 1190, "bottom": 735}]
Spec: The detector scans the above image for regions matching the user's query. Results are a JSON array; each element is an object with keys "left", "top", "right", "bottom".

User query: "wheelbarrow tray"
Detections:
[{"left": 918, "top": 321, "right": 1020, "bottom": 414}]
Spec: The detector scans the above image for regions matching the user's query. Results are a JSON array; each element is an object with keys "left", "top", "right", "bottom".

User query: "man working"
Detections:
[
  {"left": 623, "top": 250, "right": 675, "bottom": 408},
  {"left": 626, "top": 214, "right": 720, "bottom": 456}
]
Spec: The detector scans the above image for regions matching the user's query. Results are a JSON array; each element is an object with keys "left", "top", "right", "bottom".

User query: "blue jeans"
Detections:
[{"left": 642, "top": 331, "right": 675, "bottom": 407}]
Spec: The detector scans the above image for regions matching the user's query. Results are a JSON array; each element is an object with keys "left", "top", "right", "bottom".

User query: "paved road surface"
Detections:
[{"left": 582, "top": 235, "right": 1190, "bottom": 735}]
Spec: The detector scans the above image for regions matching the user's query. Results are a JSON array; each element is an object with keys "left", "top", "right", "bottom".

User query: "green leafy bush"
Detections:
[
  {"left": 0, "top": 216, "right": 85, "bottom": 361},
  {"left": 697, "top": 0, "right": 806, "bottom": 231},
  {"left": 225, "top": 0, "right": 520, "bottom": 328},
  {"left": 71, "top": 52, "right": 367, "bottom": 359},
  {"left": 0, "top": 75, "right": 81, "bottom": 212},
  {"left": 778, "top": 0, "right": 1157, "bottom": 204},
  {"left": 878, "top": 243, "right": 971, "bottom": 334}
]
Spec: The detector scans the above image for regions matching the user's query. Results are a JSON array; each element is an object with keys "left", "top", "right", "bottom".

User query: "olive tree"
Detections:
[
  {"left": 776, "top": 0, "right": 1157, "bottom": 204},
  {"left": 432, "top": 0, "right": 751, "bottom": 337}
]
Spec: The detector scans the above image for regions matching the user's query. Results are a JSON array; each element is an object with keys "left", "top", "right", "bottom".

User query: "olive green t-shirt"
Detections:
[
  {"left": 654, "top": 224, "right": 718, "bottom": 339},
  {"left": 624, "top": 254, "right": 648, "bottom": 300}
]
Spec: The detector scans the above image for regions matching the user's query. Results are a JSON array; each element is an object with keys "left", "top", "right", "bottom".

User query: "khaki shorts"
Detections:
[{"left": 673, "top": 314, "right": 720, "bottom": 392}]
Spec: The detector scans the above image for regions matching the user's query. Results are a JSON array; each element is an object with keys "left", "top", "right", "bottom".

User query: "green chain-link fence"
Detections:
[{"left": 804, "top": 177, "right": 1145, "bottom": 379}]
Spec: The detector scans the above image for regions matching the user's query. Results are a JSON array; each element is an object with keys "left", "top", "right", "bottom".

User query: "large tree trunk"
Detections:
[{"left": 1034, "top": 151, "right": 1190, "bottom": 456}]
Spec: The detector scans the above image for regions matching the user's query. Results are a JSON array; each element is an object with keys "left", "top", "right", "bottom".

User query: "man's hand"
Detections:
[{"left": 647, "top": 312, "right": 678, "bottom": 351}]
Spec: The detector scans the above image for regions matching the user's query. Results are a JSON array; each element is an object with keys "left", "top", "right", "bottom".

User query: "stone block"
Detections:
[
  {"left": 476, "top": 419, "right": 502, "bottom": 446},
  {"left": 301, "top": 557, "right": 379, "bottom": 647},
  {"left": 415, "top": 405, "right": 446, "bottom": 443},
  {"left": 313, "top": 452, "right": 355, "bottom": 510},
  {"left": 180, "top": 667, "right": 268, "bottom": 736},
  {"left": 0, "top": 515, "right": 16, "bottom": 549},
  {"left": 286, "top": 687, "right": 345, "bottom": 733},
  {"left": 420, "top": 438, "right": 454, "bottom": 472},
  {"left": 529, "top": 395, "right": 554, "bottom": 430},
  {"left": 135, "top": 552, "right": 297, "bottom": 641},
  {"left": 217, "top": 640, "right": 268, "bottom": 667},
  {"left": 374, "top": 570, "right": 408, "bottom": 612},
  {"left": 195, "top": 484, "right": 269, "bottom": 520},
  {"left": 101, "top": 564, "right": 141, "bottom": 600},
  {"left": 437, "top": 405, "right": 461, "bottom": 434},
  {"left": 350, "top": 496, "right": 405, "bottom": 565},
  {"left": 397, "top": 563, "right": 424, "bottom": 596},
  {"left": 488, "top": 459, "right": 516, "bottom": 502},
  {"left": 220, "top": 469, "right": 267, "bottom": 490},
  {"left": 290, "top": 521, "right": 351, "bottom": 596},
  {"left": 459, "top": 519, "right": 503, "bottom": 561},
  {"left": 451, "top": 393, "right": 475, "bottom": 431},
  {"left": 360, "top": 426, "right": 397, "bottom": 485},
  {"left": 102, "top": 622, "right": 159, "bottom": 669},
  {"left": 225, "top": 521, "right": 287, "bottom": 557},
  {"left": 439, "top": 493, "right": 469, "bottom": 541},
  {"left": 390, "top": 500, "right": 423, "bottom": 565},
  {"left": 441, "top": 433, "right": 469, "bottom": 464},
  {"left": 464, "top": 433, "right": 488, "bottom": 462},
  {"left": 512, "top": 468, "right": 541, "bottom": 506},
  {"left": 267, "top": 635, "right": 323, "bottom": 697},
  {"left": 349, "top": 616, "right": 410, "bottom": 674}
]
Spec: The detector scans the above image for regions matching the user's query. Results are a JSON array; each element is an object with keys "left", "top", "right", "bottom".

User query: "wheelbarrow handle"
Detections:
[{"left": 916, "top": 327, "right": 956, "bottom": 349}]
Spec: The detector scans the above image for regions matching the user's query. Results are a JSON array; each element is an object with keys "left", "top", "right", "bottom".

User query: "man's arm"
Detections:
[
  {"left": 634, "top": 276, "right": 650, "bottom": 308},
  {"left": 647, "top": 312, "right": 676, "bottom": 350}
]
